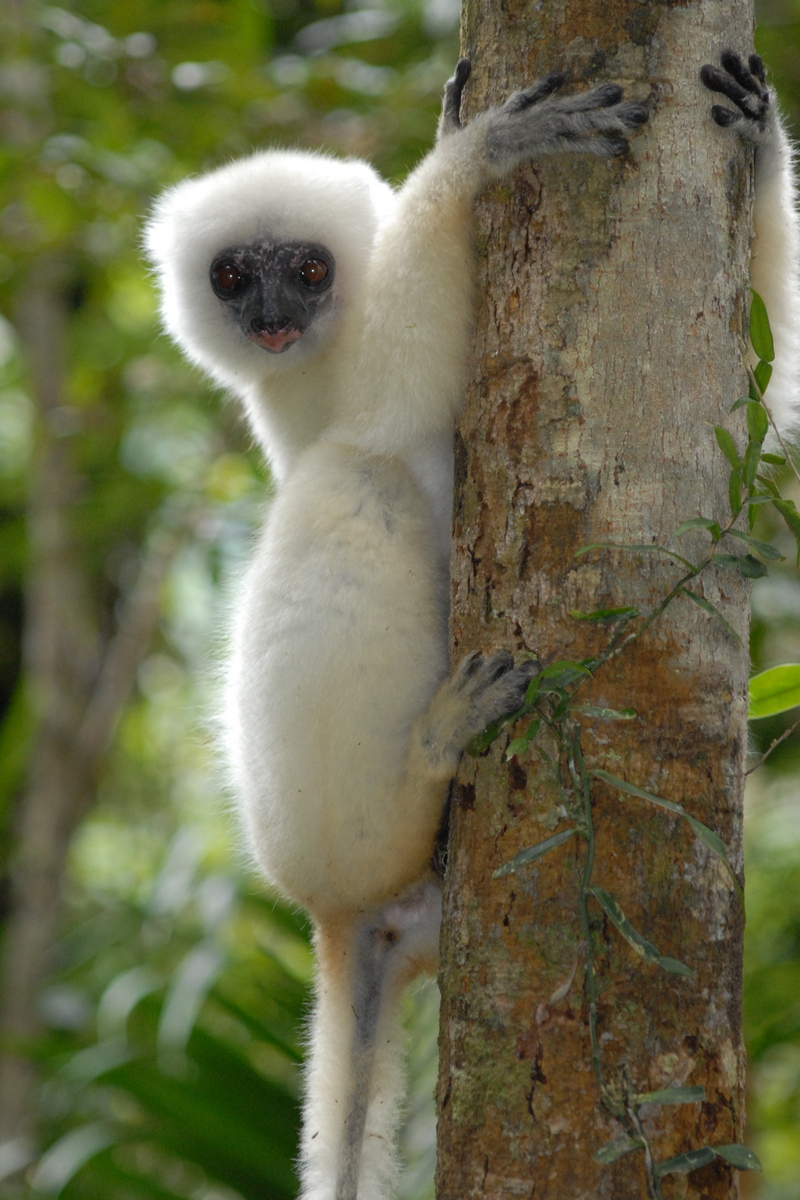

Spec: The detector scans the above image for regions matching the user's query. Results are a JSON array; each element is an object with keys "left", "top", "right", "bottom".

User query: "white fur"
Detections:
[{"left": 750, "top": 104, "right": 800, "bottom": 438}]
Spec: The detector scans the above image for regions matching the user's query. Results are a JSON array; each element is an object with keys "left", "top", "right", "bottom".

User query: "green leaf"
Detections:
[
  {"left": 773, "top": 499, "right": 800, "bottom": 564},
  {"left": 713, "top": 427, "right": 741, "bottom": 470},
  {"left": 467, "top": 720, "right": 502, "bottom": 755},
  {"left": 569, "top": 606, "right": 640, "bottom": 622},
  {"left": 657, "top": 956, "right": 696, "bottom": 976},
  {"left": 635, "top": 1086, "right": 706, "bottom": 1106},
  {"left": 656, "top": 1147, "right": 717, "bottom": 1178},
  {"left": 591, "top": 769, "right": 686, "bottom": 815},
  {"left": 746, "top": 400, "right": 770, "bottom": 443},
  {"left": 748, "top": 663, "right": 800, "bottom": 718},
  {"left": 680, "top": 589, "right": 742, "bottom": 645},
  {"left": 674, "top": 516, "right": 722, "bottom": 540},
  {"left": 752, "top": 359, "right": 773, "bottom": 397},
  {"left": 593, "top": 1135, "right": 644, "bottom": 1164},
  {"left": 762, "top": 452, "right": 786, "bottom": 465},
  {"left": 731, "top": 396, "right": 751, "bottom": 412},
  {"left": 749, "top": 290, "right": 775, "bottom": 361},
  {"left": 541, "top": 660, "right": 592, "bottom": 679},
  {"left": 686, "top": 816, "right": 743, "bottom": 903},
  {"left": 572, "top": 705, "right": 637, "bottom": 720},
  {"left": 742, "top": 440, "right": 761, "bottom": 489},
  {"left": 725, "top": 529, "right": 784, "bottom": 560},
  {"left": 574, "top": 542, "right": 696, "bottom": 569},
  {"left": 713, "top": 551, "right": 768, "bottom": 578},
  {"left": 743, "top": 494, "right": 774, "bottom": 506},
  {"left": 729, "top": 468, "right": 742, "bottom": 516},
  {"left": 594, "top": 770, "right": 742, "bottom": 903},
  {"left": 714, "top": 1144, "right": 762, "bottom": 1170},
  {"left": 506, "top": 737, "right": 529, "bottom": 759},
  {"left": 589, "top": 888, "right": 690, "bottom": 975},
  {"left": 738, "top": 554, "right": 769, "bottom": 579},
  {"left": 493, "top": 828, "right": 578, "bottom": 878}
]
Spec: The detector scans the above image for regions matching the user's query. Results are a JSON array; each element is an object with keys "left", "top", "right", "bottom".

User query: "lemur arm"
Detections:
[{"left": 702, "top": 50, "right": 800, "bottom": 438}]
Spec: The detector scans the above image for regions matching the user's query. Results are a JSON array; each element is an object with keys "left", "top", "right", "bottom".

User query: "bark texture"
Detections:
[{"left": 437, "top": 2, "right": 753, "bottom": 1198}]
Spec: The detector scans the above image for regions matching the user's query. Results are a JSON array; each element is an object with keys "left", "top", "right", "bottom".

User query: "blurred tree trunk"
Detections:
[
  {"left": 437, "top": 2, "right": 753, "bottom": 1198},
  {"left": 0, "top": 261, "right": 179, "bottom": 1146}
]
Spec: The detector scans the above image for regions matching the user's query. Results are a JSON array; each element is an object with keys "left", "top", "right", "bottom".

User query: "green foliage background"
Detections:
[{"left": 0, "top": 0, "right": 798, "bottom": 1197}]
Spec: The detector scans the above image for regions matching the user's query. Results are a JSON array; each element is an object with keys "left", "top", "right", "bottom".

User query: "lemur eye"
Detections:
[
  {"left": 211, "top": 261, "right": 245, "bottom": 295},
  {"left": 300, "top": 258, "right": 329, "bottom": 287}
]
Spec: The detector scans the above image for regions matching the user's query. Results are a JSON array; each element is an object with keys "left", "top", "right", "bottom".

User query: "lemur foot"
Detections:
[
  {"left": 420, "top": 651, "right": 540, "bottom": 773},
  {"left": 701, "top": 50, "right": 771, "bottom": 142}
]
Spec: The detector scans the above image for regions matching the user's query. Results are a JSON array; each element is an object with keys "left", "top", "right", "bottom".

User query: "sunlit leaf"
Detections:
[
  {"left": 748, "top": 663, "right": 800, "bottom": 718},
  {"left": 674, "top": 515, "right": 722, "bottom": 540}
]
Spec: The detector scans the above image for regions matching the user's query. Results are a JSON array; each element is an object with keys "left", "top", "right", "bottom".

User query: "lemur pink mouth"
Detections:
[{"left": 248, "top": 327, "right": 302, "bottom": 353}]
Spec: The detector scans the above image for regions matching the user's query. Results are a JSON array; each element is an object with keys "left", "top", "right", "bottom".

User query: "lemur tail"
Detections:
[{"left": 299, "top": 880, "right": 442, "bottom": 1200}]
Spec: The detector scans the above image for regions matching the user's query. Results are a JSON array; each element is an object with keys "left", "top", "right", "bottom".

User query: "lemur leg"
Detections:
[
  {"left": 303, "top": 882, "right": 442, "bottom": 1200},
  {"left": 701, "top": 50, "right": 800, "bottom": 438}
]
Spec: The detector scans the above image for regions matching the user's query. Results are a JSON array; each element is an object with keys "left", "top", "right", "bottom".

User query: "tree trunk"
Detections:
[{"left": 437, "top": 3, "right": 753, "bottom": 1198}]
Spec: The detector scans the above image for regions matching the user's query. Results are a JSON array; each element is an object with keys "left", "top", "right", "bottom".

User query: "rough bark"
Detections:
[{"left": 437, "top": 3, "right": 752, "bottom": 1198}]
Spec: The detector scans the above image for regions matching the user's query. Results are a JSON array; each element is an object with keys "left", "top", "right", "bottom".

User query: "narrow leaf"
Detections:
[
  {"left": 569, "top": 606, "right": 640, "bottom": 622},
  {"left": 593, "top": 1135, "right": 644, "bottom": 1164},
  {"left": 588, "top": 886, "right": 661, "bottom": 963},
  {"left": 591, "top": 769, "right": 686, "bottom": 815},
  {"left": 574, "top": 542, "right": 696, "bottom": 569},
  {"left": 674, "top": 516, "right": 722, "bottom": 540},
  {"left": 635, "top": 1086, "right": 706, "bottom": 1106},
  {"left": 656, "top": 1147, "right": 717, "bottom": 1178},
  {"left": 714, "top": 1144, "right": 762, "bottom": 1170},
  {"left": 773, "top": 499, "right": 800, "bottom": 563},
  {"left": 680, "top": 589, "right": 742, "bottom": 645},
  {"left": 748, "top": 663, "right": 800, "bottom": 718},
  {"left": 749, "top": 290, "right": 775, "bottom": 361},
  {"left": 726, "top": 529, "right": 784, "bottom": 561},
  {"left": 711, "top": 553, "right": 743, "bottom": 570},
  {"left": 731, "top": 396, "right": 752, "bottom": 411},
  {"left": 743, "top": 494, "right": 773, "bottom": 506},
  {"left": 573, "top": 705, "right": 637, "bottom": 720},
  {"left": 493, "top": 828, "right": 578, "bottom": 878},
  {"left": 713, "top": 428, "right": 741, "bottom": 470},
  {"left": 761, "top": 452, "right": 786, "bottom": 465},
  {"left": 686, "top": 816, "right": 743, "bottom": 903},
  {"left": 657, "top": 956, "right": 695, "bottom": 976}
]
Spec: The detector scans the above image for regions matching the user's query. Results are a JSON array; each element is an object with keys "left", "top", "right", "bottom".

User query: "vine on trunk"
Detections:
[{"left": 473, "top": 293, "right": 800, "bottom": 1196}]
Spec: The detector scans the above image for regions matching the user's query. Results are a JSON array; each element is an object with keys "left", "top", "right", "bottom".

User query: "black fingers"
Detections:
[
  {"left": 720, "top": 49, "right": 764, "bottom": 95},
  {"left": 711, "top": 104, "right": 741, "bottom": 129},
  {"left": 506, "top": 71, "right": 565, "bottom": 112},
  {"left": 441, "top": 57, "right": 471, "bottom": 132},
  {"left": 700, "top": 50, "right": 769, "bottom": 124},
  {"left": 623, "top": 103, "right": 649, "bottom": 127}
]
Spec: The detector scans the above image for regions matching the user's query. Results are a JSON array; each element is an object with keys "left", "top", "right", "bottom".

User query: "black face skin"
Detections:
[{"left": 209, "top": 240, "right": 336, "bottom": 353}]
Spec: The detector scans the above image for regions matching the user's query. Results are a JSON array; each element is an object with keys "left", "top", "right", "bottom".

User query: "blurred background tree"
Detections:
[{"left": 0, "top": 1, "right": 797, "bottom": 1197}]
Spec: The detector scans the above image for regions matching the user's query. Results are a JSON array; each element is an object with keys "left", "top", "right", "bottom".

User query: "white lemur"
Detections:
[{"left": 144, "top": 48, "right": 794, "bottom": 1200}]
